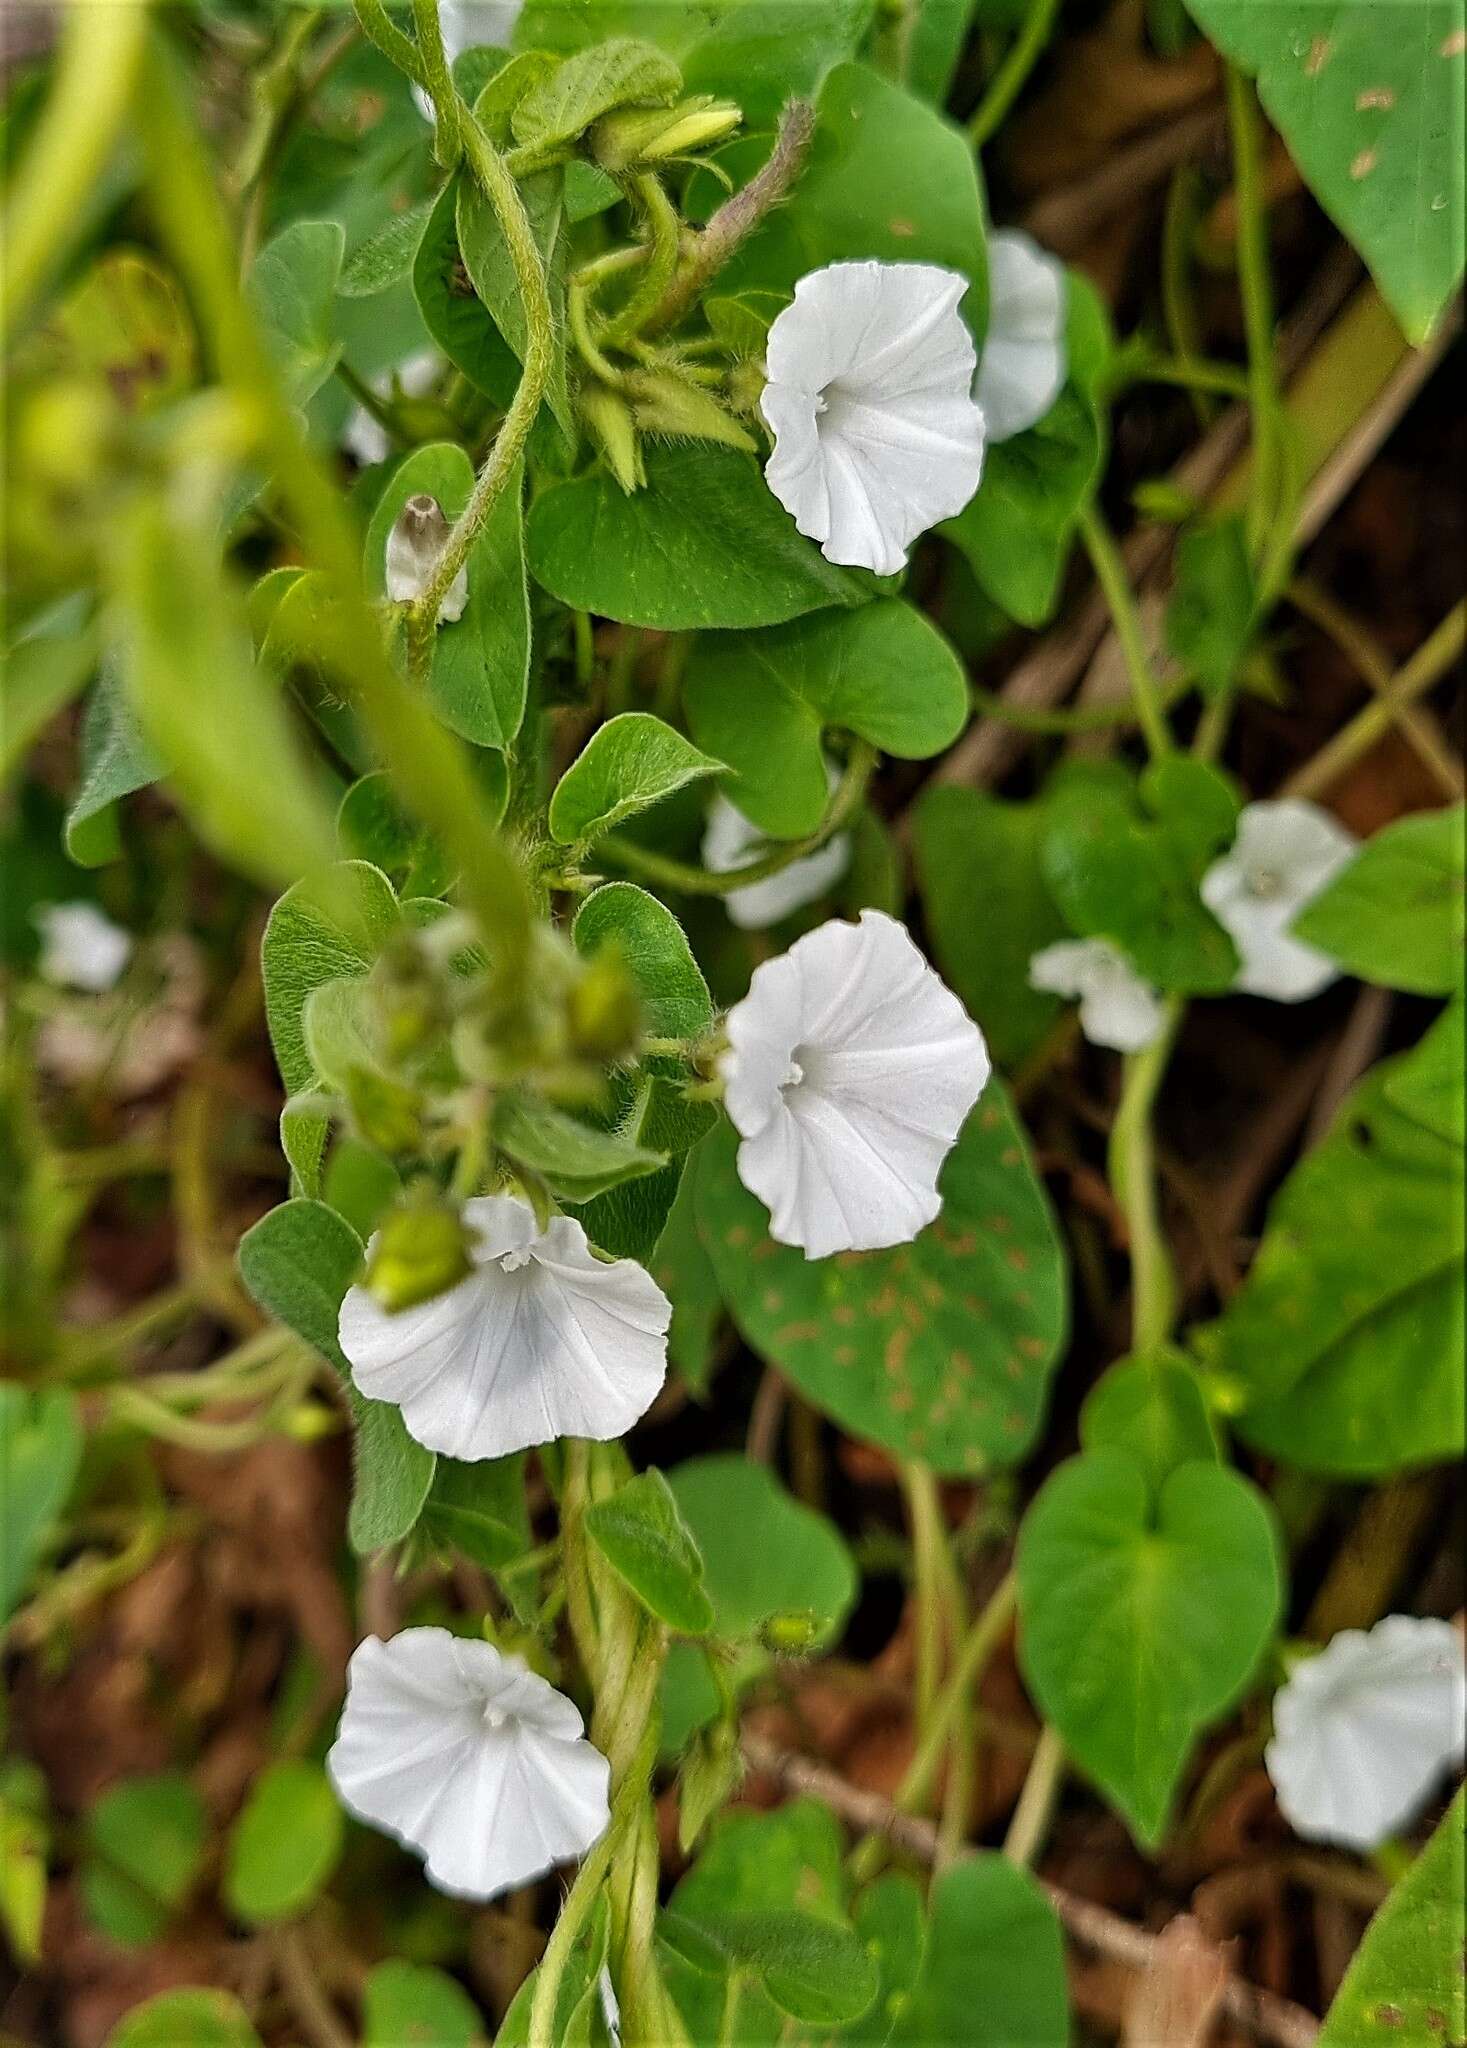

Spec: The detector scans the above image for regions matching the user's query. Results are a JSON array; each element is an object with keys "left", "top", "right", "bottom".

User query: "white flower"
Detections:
[
  {"left": 975, "top": 229, "right": 1068, "bottom": 443},
  {"left": 1266, "top": 1615, "right": 1466, "bottom": 1851},
  {"left": 1027, "top": 938, "right": 1165, "bottom": 1055},
  {"left": 34, "top": 902, "right": 132, "bottom": 992},
  {"left": 338, "top": 1195, "right": 669, "bottom": 1460},
  {"left": 327, "top": 1628, "right": 610, "bottom": 1899},
  {"left": 1201, "top": 799, "right": 1357, "bottom": 1002},
  {"left": 720, "top": 909, "right": 990, "bottom": 1259},
  {"left": 414, "top": 2, "right": 522, "bottom": 118},
  {"left": 702, "top": 774, "right": 851, "bottom": 932},
  {"left": 343, "top": 348, "right": 440, "bottom": 467},
  {"left": 384, "top": 493, "right": 469, "bottom": 625},
  {"left": 760, "top": 261, "right": 986, "bottom": 576}
]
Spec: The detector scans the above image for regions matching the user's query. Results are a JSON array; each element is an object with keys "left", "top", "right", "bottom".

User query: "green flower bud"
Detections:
[
  {"left": 591, "top": 96, "right": 741, "bottom": 173},
  {"left": 566, "top": 948, "right": 644, "bottom": 1064},
  {"left": 759, "top": 1609, "right": 823, "bottom": 1656},
  {"left": 365, "top": 1189, "right": 475, "bottom": 1311},
  {"left": 627, "top": 368, "right": 755, "bottom": 453},
  {"left": 580, "top": 382, "right": 645, "bottom": 494}
]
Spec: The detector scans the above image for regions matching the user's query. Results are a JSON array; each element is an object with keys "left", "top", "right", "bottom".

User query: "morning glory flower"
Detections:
[
  {"left": 1028, "top": 938, "right": 1165, "bottom": 1054},
  {"left": 702, "top": 774, "right": 851, "bottom": 931},
  {"left": 385, "top": 494, "right": 469, "bottom": 625},
  {"left": 975, "top": 229, "right": 1068, "bottom": 444},
  {"left": 1265, "top": 1616, "right": 1466, "bottom": 1851},
  {"left": 1201, "top": 799, "right": 1357, "bottom": 1002},
  {"left": 760, "top": 261, "right": 986, "bottom": 576},
  {"left": 34, "top": 902, "right": 133, "bottom": 993},
  {"left": 338, "top": 1195, "right": 670, "bottom": 1460},
  {"left": 720, "top": 909, "right": 990, "bottom": 1259},
  {"left": 413, "top": 2, "right": 522, "bottom": 118},
  {"left": 328, "top": 1629, "right": 610, "bottom": 1899},
  {"left": 343, "top": 348, "right": 440, "bottom": 468}
]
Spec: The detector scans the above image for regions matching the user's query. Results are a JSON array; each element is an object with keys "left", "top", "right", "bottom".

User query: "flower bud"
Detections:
[
  {"left": 580, "top": 382, "right": 645, "bottom": 494},
  {"left": 343, "top": 1064, "right": 424, "bottom": 1155},
  {"left": 385, "top": 493, "right": 468, "bottom": 624},
  {"left": 627, "top": 369, "right": 755, "bottom": 453},
  {"left": 591, "top": 97, "right": 741, "bottom": 173},
  {"left": 566, "top": 948, "right": 643, "bottom": 1064},
  {"left": 365, "top": 1188, "right": 475, "bottom": 1311},
  {"left": 759, "top": 1609, "right": 823, "bottom": 1656}
]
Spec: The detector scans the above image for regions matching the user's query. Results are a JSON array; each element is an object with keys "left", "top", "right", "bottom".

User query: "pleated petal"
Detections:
[
  {"left": 338, "top": 1196, "right": 669, "bottom": 1459},
  {"left": 976, "top": 231, "right": 1068, "bottom": 443},
  {"left": 1028, "top": 938, "right": 1165, "bottom": 1054},
  {"left": 1202, "top": 799, "right": 1357, "bottom": 1002},
  {"left": 721, "top": 910, "right": 990, "bottom": 1258},
  {"left": 328, "top": 1630, "right": 611, "bottom": 1901}
]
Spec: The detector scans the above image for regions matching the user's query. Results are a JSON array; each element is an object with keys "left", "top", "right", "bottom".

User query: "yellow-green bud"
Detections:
[
  {"left": 627, "top": 369, "right": 755, "bottom": 452},
  {"left": 365, "top": 1190, "right": 475, "bottom": 1311},
  {"left": 591, "top": 96, "right": 741, "bottom": 173},
  {"left": 759, "top": 1609, "right": 823, "bottom": 1656},
  {"left": 567, "top": 949, "right": 644, "bottom": 1064},
  {"left": 580, "top": 382, "right": 645, "bottom": 494}
]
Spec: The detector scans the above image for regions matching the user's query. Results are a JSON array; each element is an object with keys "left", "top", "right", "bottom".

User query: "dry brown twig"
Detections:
[{"left": 740, "top": 1733, "right": 1323, "bottom": 2048}]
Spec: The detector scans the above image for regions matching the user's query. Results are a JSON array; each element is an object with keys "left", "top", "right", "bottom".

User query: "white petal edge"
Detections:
[
  {"left": 1201, "top": 799, "right": 1358, "bottom": 1003},
  {"left": 701, "top": 788, "right": 851, "bottom": 930},
  {"left": 976, "top": 230, "right": 1068, "bottom": 443},
  {"left": 1028, "top": 938, "right": 1164, "bottom": 1054}
]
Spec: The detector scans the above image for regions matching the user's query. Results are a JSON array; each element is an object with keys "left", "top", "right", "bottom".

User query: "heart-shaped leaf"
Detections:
[
  {"left": 1293, "top": 803, "right": 1465, "bottom": 996},
  {"left": 549, "top": 713, "right": 723, "bottom": 846}
]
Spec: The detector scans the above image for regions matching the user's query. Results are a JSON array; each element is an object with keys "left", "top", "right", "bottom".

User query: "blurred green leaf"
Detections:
[
  {"left": 248, "top": 218, "right": 345, "bottom": 405},
  {"left": 420, "top": 1454, "right": 529, "bottom": 1571},
  {"left": 1294, "top": 804, "right": 1465, "bottom": 996},
  {"left": 362, "top": 1959, "right": 487, "bottom": 2046},
  {"left": 0, "top": 1383, "right": 82, "bottom": 1622},
  {"left": 1318, "top": 1787, "right": 1465, "bottom": 2047},
  {"left": 1383, "top": 999, "right": 1465, "bottom": 1146},
  {"left": 1080, "top": 1349, "right": 1220, "bottom": 1500},
  {"left": 1017, "top": 1447, "right": 1282, "bottom": 1846},
  {"left": 81, "top": 1773, "right": 207, "bottom": 1950},
  {"left": 893, "top": 1857, "right": 1068, "bottom": 2047},
  {"left": 842, "top": 1875, "right": 927, "bottom": 2044},
  {"left": 64, "top": 663, "right": 163, "bottom": 866},
  {"left": 105, "top": 1990, "right": 263, "bottom": 2048},
  {"left": 224, "top": 1759, "right": 342, "bottom": 1925},
  {"left": 650, "top": 1159, "right": 724, "bottom": 1394},
  {"left": 1165, "top": 515, "right": 1258, "bottom": 697},
  {"left": 496, "top": 1095, "right": 668, "bottom": 1198},
  {"left": 512, "top": 38, "right": 681, "bottom": 148},
  {"left": 339, "top": 198, "right": 435, "bottom": 298}
]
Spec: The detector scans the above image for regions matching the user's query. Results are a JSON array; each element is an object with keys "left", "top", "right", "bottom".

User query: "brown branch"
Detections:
[
  {"left": 1023, "top": 103, "right": 1227, "bottom": 257},
  {"left": 740, "top": 1735, "right": 1322, "bottom": 2048}
]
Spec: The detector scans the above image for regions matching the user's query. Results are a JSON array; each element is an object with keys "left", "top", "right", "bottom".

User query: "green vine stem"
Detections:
[
  {"left": 1076, "top": 501, "right": 1175, "bottom": 763},
  {"left": 1003, "top": 1723, "right": 1066, "bottom": 1868},
  {"left": 601, "top": 173, "right": 683, "bottom": 346},
  {"left": 1109, "top": 998, "right": 1185, "bottom": 1354},
  {"left": 1, "top": 0, "right": 151, "bottom": 344},
  {"left": 596, "top": 739, "right": 876, "bottom": 894},
  {"left": 967, "top": 0, "right": 1062, "bottom": 149},
  {"left": 1225, "top": 64, "right": 1290, "bottom": 595}
]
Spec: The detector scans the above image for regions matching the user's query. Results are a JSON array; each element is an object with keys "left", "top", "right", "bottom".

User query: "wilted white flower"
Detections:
[
  {"left": 384, "top": 493, "right": 469, "bottom": 625},
  {"left": 975, "top": 229, "right": 1068, "bottom": 443},
  {"left": 328, "top": 1629, "right": 610, "bottom": 1899},
  {"left": 343, "top": 348, "right": 440, "bottom": 467},
  {"left": 414, "top": 2, "right": 523, "bottom": 118},
  {"left": 1201, "top": 799, "right": 1357, "bottom": 1002},
  {"left": 1028, "top": 937, "right": 1165, "bottom": 1055},
  {"left": 760, "top": 261, "right": 986, "bottom": 576},
  {"left": 1265, "top": 1615, "right": 1466, "bottom": 1851},
  {"left": 720, "top": 909, "right": 990, "bottom": 1259},
  {"left": 34, "top": 902, "right": 133, "bottom": 992},
  {"left": 702, "top": 774, "right": 851, "bottom": 931},
  {"left": 338, "top": 1194, "right": 670, "bottom": 1460}
]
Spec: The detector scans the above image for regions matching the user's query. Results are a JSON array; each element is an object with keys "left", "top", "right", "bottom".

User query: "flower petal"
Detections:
[
  {"left": 1028, "top": 938, "right": 1164, "bottom": 1053},
  {"left": 702, "top": 792, "right": 850, "bottom": 930},
  {"left": 976, "top": 231, "right": 1067, "bottom": 443},
  {"left": 1201, "top": 799, "right": 1357, "bottom": 1002},
  {"left": 35, "top": 902, "right": 133, "bottom": 992},
  {"left": 338, "top": 1197, "right": 669, "bottom": 1459}
]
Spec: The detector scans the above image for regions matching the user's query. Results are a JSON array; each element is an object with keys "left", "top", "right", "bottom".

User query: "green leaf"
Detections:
[
  {"left": 236, "top": 1199, "right": 436, "bottom": 1552},
  {"left": 0, "top": 1384, "right": 82, "bottom": 1622},
  {"left": 1180, "top": 0, "right": 1466, "bottom": 342},
  {"left": 224, "top": 1759, "right": 342, "bottom": 1925},
  {"left": 893, "top": 1857, "right": 1068, "bottom": 2048},
  {"left": 1040, "top": 760, "right": 1240, "bottom": 994},
  {"left": 842, "top": 1876, "right": 927, "bottom": 2044},
  {"left": 1384, "top": 999, "right": 1465, "bottom": 1145},
  {"left": 1080, "top": 1349, "right": 1220, "bottom": 1500},
  {"left": 1220, "top": 1061, "right": 1465, "bottom": 1476},
  {"left": 1016, "top": 1448, "right": 1282, "bottom": 1846},
  {"left": 81, "top": 1773, "right": 207, "bottom": 1949},
  {"left": 64, "top": 663, "right": 163, "bottom": 867},
  {"left": 338, "top": 771, "right": 455, "bottom": 898},
  {"left": 572, "top": 883, "right": 713, "bottom": 1042},
  {"left": 685, "top": 1909, "right": 880, "bottom": 2026},
  {"left": 1165, "top": 515, "right": 1258, "bottom": 697},
  {"left": 683, "top": 600, "right": 967, "bottom": 836},
  {"left": 673, "top": 1798, "right": 848, "bottom": 1922},
  {"left": 693, "top": 1086, "right": 1067, "bottom": 1475},
  {"left": 263, "top": 861, "right": 402, "bottom": 1101},
  {"left": 362, "top": 1960, "right": 486, "bottom": 2048},
  {"left": 105, "top": 1991, "right": 263, "bottom": 2048},
  {"left": 365, "top": 442, "right": 530, "bottom": 750},
  {"left": 651, "top": 1161, "right": 724, "bottom": 1394},
  {"left": 511, "top": 37, "right": 682, "bottom": 148},
  {"left": 116, "top": 505, "right": 336, "bottom": 890},
  {"left": 586, "top": 1468, "right": 714, "bottom": 1634},
  {"left": 0, "top": 1777, "right": 48, "bottom": 1966},
  {"left": 322, "top": 1137, "right": 400, "bottom": 1241},
  {"left": 1318, "top": 1787, "right": 1465, "bottom": 2048},
  {"left": 515, "top": 0, "right": 875, "bottom": 126},
  {"left": 912, "top": 787, "right": 1069, "bottom": 1068},
  {"left": 248, "top": 219, "right": 345, "bottom": 404},
  {"left": 526, "top": 445, "right": 867, "bottom": 630},
  {"left": 717, "top": 61, "right": 986, "bottom": 315},
  {"left": 548, "top": 714, "right": 723, "bottom": 846},
  {"left": 339, "top": 198, "right": 435, "bottom": 297},
  {"left": 496, "top": 1095, "right": 667, "bottom": 1198},
  {"left": 420, "top": 1455, "right": 529, "bottom": 1571},
  {"left": 412, "top": 177, "right": 520, "bottom": 405},
  {"left": 1293, "top": 804, "right": 1466, "bottom": 995}
]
